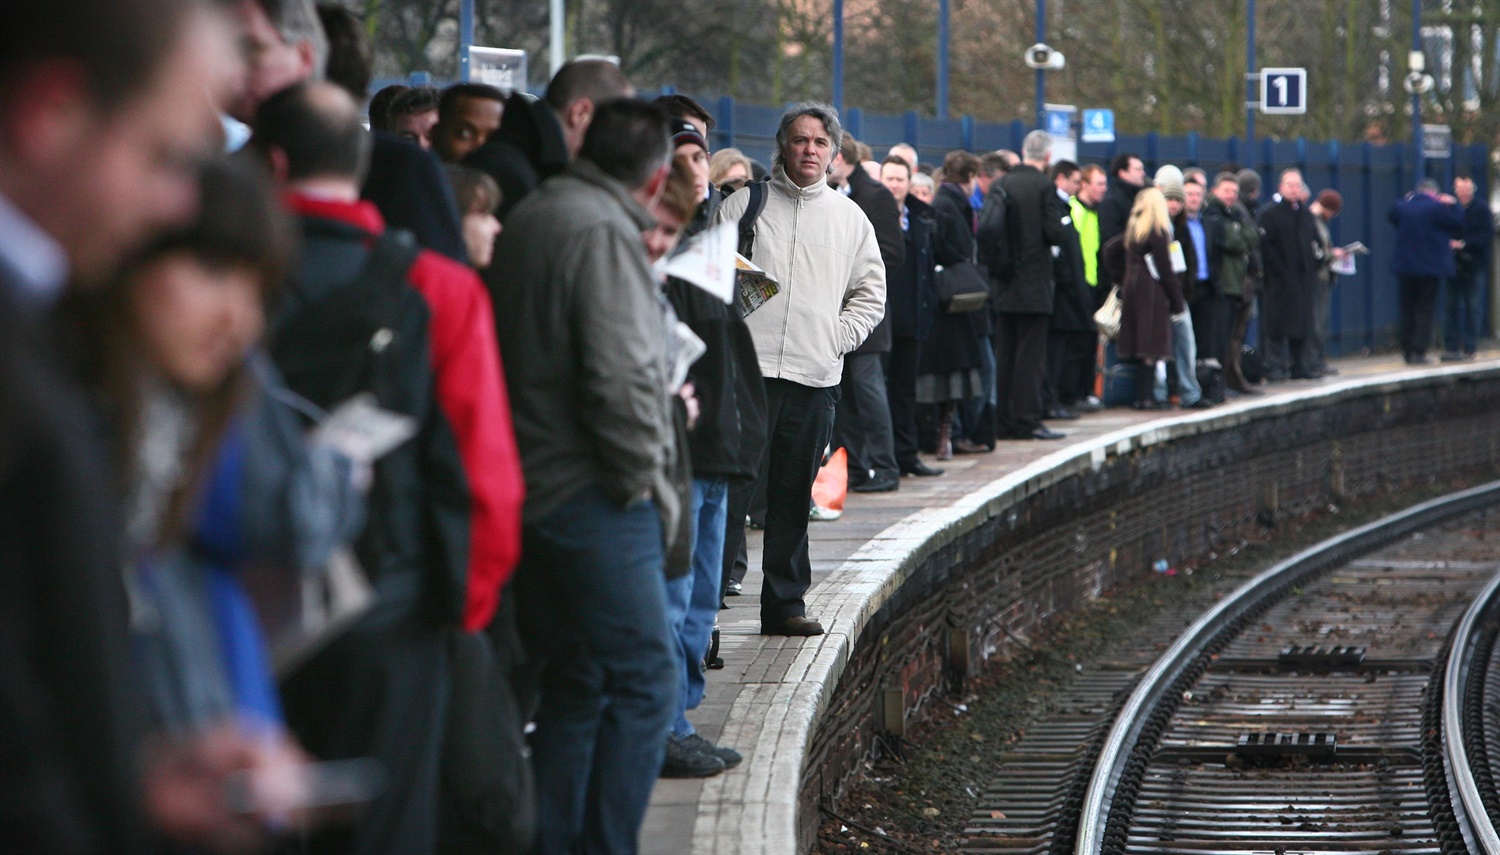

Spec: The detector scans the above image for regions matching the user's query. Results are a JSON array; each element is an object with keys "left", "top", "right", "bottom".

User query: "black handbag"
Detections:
[{"left": 935, "top": 260, "right": 989, "bottom": 313}]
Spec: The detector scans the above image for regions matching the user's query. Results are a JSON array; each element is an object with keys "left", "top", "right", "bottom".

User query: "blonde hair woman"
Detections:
[
  {"left": 709, "top": 147, "right": 754, "bottom": 193},
  {"left": 1102, "top": 186, "right": 1186, "bottom": 409}
]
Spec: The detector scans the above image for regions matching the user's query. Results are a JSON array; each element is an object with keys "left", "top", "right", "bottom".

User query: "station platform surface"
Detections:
[{"left": 638, "top": 350, "right": 1495, "bottom": 855}]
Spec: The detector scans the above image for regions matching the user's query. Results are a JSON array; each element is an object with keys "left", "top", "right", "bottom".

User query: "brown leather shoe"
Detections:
[{"left": 760, "top": 616, "right": 825, "bottom": 636}]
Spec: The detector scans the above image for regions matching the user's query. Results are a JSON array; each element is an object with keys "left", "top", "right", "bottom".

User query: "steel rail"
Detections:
[
  {"left": 1442, "top": 558, "right": 1500, "bottom": 853},
  {"left": 1074, "top": 479, "right": 1500, "bottom": 855}
]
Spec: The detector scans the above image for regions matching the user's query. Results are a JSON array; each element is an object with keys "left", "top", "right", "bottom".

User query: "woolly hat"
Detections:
[
  {"left": 1153, "top": 165, "right": 1186, "bottom": 202},
  {"left": 670, "top": 118, "right": 708, "bottom": 152},
  {"left": 1315, "top": 189, "right": 1343, "bottom": 215}
]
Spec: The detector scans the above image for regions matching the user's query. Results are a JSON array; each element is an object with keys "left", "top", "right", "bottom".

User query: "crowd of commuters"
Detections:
[{"left": 4, "top": 2, "right": 1496, "bottom": 855}]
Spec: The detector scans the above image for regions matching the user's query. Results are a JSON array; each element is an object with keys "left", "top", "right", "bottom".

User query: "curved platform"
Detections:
[{"left": 641, "top": 353, "right": 1500, "bottom": 855}]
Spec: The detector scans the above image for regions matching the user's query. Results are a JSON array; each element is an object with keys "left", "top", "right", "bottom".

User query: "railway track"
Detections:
[{"left": 965, "top": 482, "right": 1500, "bottom": 855}]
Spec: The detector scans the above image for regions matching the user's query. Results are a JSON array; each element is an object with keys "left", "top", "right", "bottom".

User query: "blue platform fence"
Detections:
[{"left": 372, "top": 75, "right": 1491, "bottom": 356}]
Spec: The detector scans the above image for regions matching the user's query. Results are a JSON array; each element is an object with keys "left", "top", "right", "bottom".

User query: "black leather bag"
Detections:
[{"left": 935, "top": 260, "right": 989, "bottom": 313}]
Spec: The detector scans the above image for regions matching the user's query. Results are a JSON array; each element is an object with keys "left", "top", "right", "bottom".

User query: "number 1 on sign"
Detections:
[{"left": 1272, "top": 75, "right": 1287, "bottom": 105}]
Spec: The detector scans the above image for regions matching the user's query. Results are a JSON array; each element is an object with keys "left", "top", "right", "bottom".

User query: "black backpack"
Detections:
[
  {"left": 270, "top": 221, "right": 422, "bottom": 413},
  {"left": 736, "top": 178, "right": 771, "bottom": 260},
  {"left": 975, "top": 182, "right": 1015, "bottom": 282}
]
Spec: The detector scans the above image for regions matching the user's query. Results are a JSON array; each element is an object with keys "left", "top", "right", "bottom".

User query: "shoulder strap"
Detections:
[{"left": 737, "top": 179, "right": 769, "bottom": 260}]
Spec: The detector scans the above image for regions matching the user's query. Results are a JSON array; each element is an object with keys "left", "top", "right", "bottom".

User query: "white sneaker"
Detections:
[{"left": 809, "top": 505, "right": 842, "bottom": 522}]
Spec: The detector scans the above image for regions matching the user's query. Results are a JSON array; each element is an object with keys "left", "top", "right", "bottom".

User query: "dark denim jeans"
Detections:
[
  {"left": 759, "top": 378, "right": 838, "bottom": 624},
  {"left": 513, "top": 485, "right": 676, "bottom": 855},
  {"left": 1444, "top": 266, "right": 1485, "bottom": 355}
]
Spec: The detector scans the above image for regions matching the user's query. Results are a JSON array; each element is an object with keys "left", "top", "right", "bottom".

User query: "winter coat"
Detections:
[
  {"left": 1388, "top": 192, "right": 1465, "bottom": 279},
  {"left": 361, "top": 132, "right": 468, "bottom": 264},
  {"left": 273, "top": 202, "right": 472, "bottom": 626},
  {"left": 489, "top": 160, "right": 680, "bottom": 551},
  {"left": 889, "top": 196, "right": 940, "bottom": 341},
  {"left": 0, "top": 276, "right": 150, "bottom": 854},
  {"left": 920, "top": 183, "right": 987, "bottom": 378},
  {"left": 1258, "top": 200, "right": 1321, "bottom": 339},
  {"left": 1203, "top": 196, "right": 1259, "bottom": 300},
  {"left": 1049, "top": 191, "right": 1095, "bottom": 332},
  {"left": 664, "top": 274, "right": 766, "bottom": 481},
  {"left": 713, "top": 166, "right": 886, "bottom": 388},
  {"left": 1457, "top": 197, "right": 1495, "bottom": 276},
  {"left": 1102, "top": 230, "right": 1184, "bottom": 361},
  {"left": 845, "top": 166, "right": 906, "bottom": 354},
  {"left": 1097, "top": 178, "right": 1143, "bottom": 268},
  {"left": 287, "top": 195, "right": 523, "bottom": 633},
  {"left": 1169, "top": 211, "right": 1199, "bottom": 303},
  {"left": 994, "top": 163, "right": 1058, "bottom": 314},
  {"left": 465, "top": 91, "right": 570, "bottom": 223}
]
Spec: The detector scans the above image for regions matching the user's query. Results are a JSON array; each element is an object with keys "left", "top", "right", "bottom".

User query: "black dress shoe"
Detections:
[
  {"left": 760, "top": 616, "right": 825, "bottom": 636},
  {"left": 851, "top": 473, "right": 899, "bottom": 493},
  {"left": 901, "top": 461, "right": 945, "bottom": 477},
  {"left": 1028, "top": 427, "right": 1067, "bottom": 440},
  {"left": 952, "top": 438, "right": 993, "bottom": 454},
  {"left": 1045, "top": 406, "right": 1080, "bottom": 420}
]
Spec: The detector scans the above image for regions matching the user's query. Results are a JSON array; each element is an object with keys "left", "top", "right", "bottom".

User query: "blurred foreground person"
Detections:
[
  {"left": 252, "top": 81, "right": 484, "bottom": 855},
  {"left": 0, "top": 0, "right": 248, "bottom": 851},
  {"left": 67, "top": 156, "right": 364, "bottom": 852},
  {"left": 490, "top": 99, "right": 680, "bottom": 854}
]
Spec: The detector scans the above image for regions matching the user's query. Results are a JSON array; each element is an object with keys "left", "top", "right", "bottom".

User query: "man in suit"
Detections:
[
  {"left": 1442, "top": 174, "right": 1494, "bottom": 361},
  {"left": 1389, "top": 178, "right": 1466, "bottom": 364},
  {"left": 0, "top": 1, "right": 259, "bottom": 851},
  {"left": 831, "top": 135, "right": 906, "bottom": 492},
  {"left": 1257, "top": 169, "right": 1321, "bottom": 380}
]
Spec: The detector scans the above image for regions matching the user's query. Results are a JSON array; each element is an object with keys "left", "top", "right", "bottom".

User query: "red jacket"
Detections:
[{"left": 289, "top": 195, "right": 524, "bottom": 631}]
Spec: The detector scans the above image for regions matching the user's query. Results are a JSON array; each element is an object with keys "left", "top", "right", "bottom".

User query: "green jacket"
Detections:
[
  {"left": 1203, "top": 196, "right": 1260, "bottom": 299},
  {"left": 1068, "top": 196, "right": 1101, "bottom": 287}
]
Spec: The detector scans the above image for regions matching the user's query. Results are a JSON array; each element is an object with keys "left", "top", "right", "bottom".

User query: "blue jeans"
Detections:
[
  {"left": 1157, "top": 313, "right": 1202, "bottom": 405},
  {"left": 513, "top": 485, "right": 676, "bottom": 855},
  {"left": 1444, "top": 266, "right": 1485, "bottom": 355},
  {"left": 665, "top": 478, "right": 727, "bottom": 738}
]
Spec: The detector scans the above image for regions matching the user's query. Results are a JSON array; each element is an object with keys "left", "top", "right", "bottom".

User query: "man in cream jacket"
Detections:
[{"left": 713, "top": 102, "right": 885, "bottom": 636}]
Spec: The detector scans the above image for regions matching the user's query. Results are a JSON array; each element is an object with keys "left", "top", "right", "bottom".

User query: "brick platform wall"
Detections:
[{"left": 798, "top": 374, "right": 1500, "bottom": 851}]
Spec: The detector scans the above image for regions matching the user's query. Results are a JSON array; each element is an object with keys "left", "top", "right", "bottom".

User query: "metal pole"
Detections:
[
  {"left": 1412, "top": 0, "right": 1424, "bottom": 178},
  {"left": 833, "top": 0, "right": 845, "bottom": 115},
  {"left": 1246, "top": 0, "right": 1256, "bottom": 142},
  {"left": 549, "top": 0, "right": 565, "bottom": 77},
  {"left": 1034, "top": 0, "right": 1046, "bottom": 129},
  {"left": 459, "top": 0, "right": 475, "bottom": 81},
  {"left": 937, "top": 0, "right": 950, "bottom": 120}
]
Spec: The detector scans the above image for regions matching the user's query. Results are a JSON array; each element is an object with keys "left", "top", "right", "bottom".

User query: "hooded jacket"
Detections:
[
  {"left": 465, "top": 92, "right": 571, "bottom": 223},
  {"left": 713, "top": 166, "right": 886, "bottom": 388}
]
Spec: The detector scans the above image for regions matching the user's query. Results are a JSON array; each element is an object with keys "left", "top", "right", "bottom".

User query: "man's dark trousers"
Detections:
[
  {"left": 994, "top": 312, "right": 1049, "bottom": 437},
  {"left": 1399, "top": 275, "right": 1442, "bottom": 360},
  {"left": 760, "top": 378, "right": 838, "bottom": 624},
  {"left": 511, "top": 485, "right": 676, "bottom": 855},
  {"left": 1444, "top": 265, "right": 1485, "bottom": 355},
  {"left": 884, "top": 336, "right": 921, "bottom": 472},
  {"left": 834, "top": 352, "right": 898, "bottom": 483}
]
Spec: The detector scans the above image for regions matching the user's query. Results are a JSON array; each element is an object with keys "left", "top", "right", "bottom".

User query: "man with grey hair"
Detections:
[
  {"left": 992, "top": 130, "right": 1066, "bottom": 440},
  {"left": 228, "top": 0, "right": 328, "bottom": 124},
  {"left": 1257, "top": 168, "right": 1321, "bottom": 379},
  {"left": 714, "top": 102, "right": 885, "bottom": 636}
]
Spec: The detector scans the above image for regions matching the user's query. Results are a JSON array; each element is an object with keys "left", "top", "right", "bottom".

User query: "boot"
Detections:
[{"left": 936, "top": 403, "right": 954, "bottom": 460}]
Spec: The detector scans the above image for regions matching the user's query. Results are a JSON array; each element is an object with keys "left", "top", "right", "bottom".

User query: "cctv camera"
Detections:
[
  {"left": 1403, "top": 71, "right": 1434, "bottom": 95},
  {"left": 1025, "top": 43, "right": 1053, "bottom": 70}
]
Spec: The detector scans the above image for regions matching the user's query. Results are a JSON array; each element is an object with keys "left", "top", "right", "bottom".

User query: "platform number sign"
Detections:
[{"left": 1260, "top": 67, "right": 1307, "bottom": 115}]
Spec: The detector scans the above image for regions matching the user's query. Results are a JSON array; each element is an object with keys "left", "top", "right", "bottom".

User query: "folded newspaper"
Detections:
[{"left": 735, "top": 253, "right": 779, "bottom": 316}]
